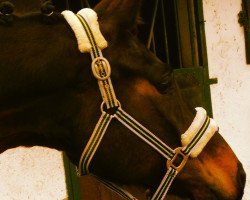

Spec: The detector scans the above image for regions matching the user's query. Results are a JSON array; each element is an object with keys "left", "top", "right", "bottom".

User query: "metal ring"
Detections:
[
  {"left": 166, "top": 147, "right": 188, "bottom": 172},
  {"left": 91, "top": 57, "right": 111, "bottom": 81},
  {"left": 100, "top": 100, "right": 121, "bottom": 113}
]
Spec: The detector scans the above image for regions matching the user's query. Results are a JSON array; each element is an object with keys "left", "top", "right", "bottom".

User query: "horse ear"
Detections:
[{"left": 94, "top": 0, "right": 142, "bottom": 31}]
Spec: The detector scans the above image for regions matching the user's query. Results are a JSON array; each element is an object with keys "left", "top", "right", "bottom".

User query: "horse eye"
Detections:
[{"left": 156, "top": 81, "right": 172, "bottom": 94}]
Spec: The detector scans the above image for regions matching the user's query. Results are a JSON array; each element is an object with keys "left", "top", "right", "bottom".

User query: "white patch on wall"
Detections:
[
  {"left": 0, "top": 147, "right": 67, "bottom": 200},
  {"left": 203, "top": 0, "right": 250, "bottom": 199}
]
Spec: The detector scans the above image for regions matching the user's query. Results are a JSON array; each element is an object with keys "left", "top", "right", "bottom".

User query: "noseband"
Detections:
[{"left": 62, "top": 9, "right": 218, "bottom": 200}]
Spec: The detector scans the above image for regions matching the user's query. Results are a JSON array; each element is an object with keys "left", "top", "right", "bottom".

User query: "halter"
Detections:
[{"left": 62, "top": 9, "right": 218, "bottom": 200}]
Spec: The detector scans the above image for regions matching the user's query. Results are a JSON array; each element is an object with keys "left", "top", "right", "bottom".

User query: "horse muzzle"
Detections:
[{"left": 193, "top": 161, "right": 246, "bottom": 200}]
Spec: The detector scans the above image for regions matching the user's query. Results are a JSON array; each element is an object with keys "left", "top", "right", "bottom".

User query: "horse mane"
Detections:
[
  {"left": 0, "top": 1, "right": 14, "bottom": 25},
  {"left": 40, "top": 0, "right": 59, "bottom": 24},
  {"left": 0, "top": 0, "right": 61, "bottom": 25}
]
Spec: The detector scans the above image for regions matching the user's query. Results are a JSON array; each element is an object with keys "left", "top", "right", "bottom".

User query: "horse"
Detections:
[{"left": 0, "top": 0, "right": 246, "bottom": 199}]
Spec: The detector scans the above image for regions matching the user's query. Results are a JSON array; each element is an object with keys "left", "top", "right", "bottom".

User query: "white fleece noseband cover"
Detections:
[
  {"left": 62, "top": 8, "right": 108, "bottom": 53},
  {"left": 181, "top": 107, "right": 218, "bottom": 157}
]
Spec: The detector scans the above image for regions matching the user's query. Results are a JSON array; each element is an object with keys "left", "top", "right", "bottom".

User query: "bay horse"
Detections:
[{"left": 0, "top": 0, "right": 246, "bottom": 199}]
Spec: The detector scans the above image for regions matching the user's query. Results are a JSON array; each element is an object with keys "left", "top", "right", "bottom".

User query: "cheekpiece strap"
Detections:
[
  {"left": 62, "top": 9, "right": 118, "bottom": 109},
  {"left": 78, "top": 112, "right": 112, "bottom": 175},
  {"left": 76, "top": 12, "right": 118, "bottom": 109}
]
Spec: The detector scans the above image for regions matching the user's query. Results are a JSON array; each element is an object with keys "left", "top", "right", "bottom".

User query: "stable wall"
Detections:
[
  {"left": 0, "top": 147, "right": 67, "bottom": 200},
  {"left": 203, "top": 0, "right": 250, "bottom": 199}
]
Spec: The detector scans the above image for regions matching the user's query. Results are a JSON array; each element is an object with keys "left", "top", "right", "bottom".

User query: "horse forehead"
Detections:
[{"left": 133, "top": 79, "right": 159, "bottom": 96}]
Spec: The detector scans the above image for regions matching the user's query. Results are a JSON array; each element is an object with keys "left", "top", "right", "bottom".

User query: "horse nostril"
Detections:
[
  {"left": 237, "top": 162, "right": 246, "bottom": 187},
  {"left": 236, "top": 162, "right": 246, "bottom": 199}
]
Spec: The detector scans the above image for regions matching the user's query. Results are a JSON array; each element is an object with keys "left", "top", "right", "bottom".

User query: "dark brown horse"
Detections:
[{"left": 0, "top": 0, "right": 246, "bottom": 199}]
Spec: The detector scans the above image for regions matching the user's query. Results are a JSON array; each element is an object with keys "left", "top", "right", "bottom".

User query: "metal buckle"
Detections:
[
  {"left": 91, "top": 57, "right": 111, "bottom": 81},
  {"left": 167, "top": 147, "right": 188, "bottom": 172}
]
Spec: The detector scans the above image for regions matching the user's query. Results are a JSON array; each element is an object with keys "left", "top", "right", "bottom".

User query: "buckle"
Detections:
[
  {"left": 91, "top": 57, "right": 111, "bottom": 81},
  {"left": 167, "top": 147, "right": 188, "bottom": 172}
]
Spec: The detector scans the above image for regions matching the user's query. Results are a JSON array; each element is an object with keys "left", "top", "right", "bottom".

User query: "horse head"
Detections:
[{"left": 0, "top": 0, "right": 245, "bottom": 199}]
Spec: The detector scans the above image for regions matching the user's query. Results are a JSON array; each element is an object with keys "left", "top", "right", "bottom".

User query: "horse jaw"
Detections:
[{"left": 0, "top": 90, "right": 85, "bottom": 161}]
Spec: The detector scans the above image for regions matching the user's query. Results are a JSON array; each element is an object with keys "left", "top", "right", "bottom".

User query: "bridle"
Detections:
[{"left": 62, "top": 9, "right": 218, "bottom": 200}]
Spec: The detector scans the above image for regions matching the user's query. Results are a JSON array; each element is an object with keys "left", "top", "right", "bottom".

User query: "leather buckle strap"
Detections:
[
  {"left": 78, "top": 112, "right": 113, "bottom": 175},
  {"left": 91, "top": 57, "right": 111, "bottom": 81},
  {"left": 167, "top": 147, "right": 188, "bottom": 173},
  {"left": 76, "top": 13, "right": 119, "bottom": 109},
  {"left": 151, "top": 167, "right": 177, "bottom": 200}
]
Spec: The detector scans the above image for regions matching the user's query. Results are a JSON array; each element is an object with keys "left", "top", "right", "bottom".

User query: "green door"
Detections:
[{"left": 142, "top": 0, "right": 216, "bottom": 115}]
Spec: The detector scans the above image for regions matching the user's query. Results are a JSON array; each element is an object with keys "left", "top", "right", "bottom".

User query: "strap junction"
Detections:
[{"left": 62, "top": 9, "right": 218, "bottom": 200}]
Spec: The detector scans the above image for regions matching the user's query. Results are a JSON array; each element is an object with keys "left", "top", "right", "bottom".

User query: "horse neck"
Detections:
[
  {"left": 0, "top": 90, "right": 65, "bottom": 151},
  {"left": 0, "top": 17, "right": 93, "bottom": 159}
]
